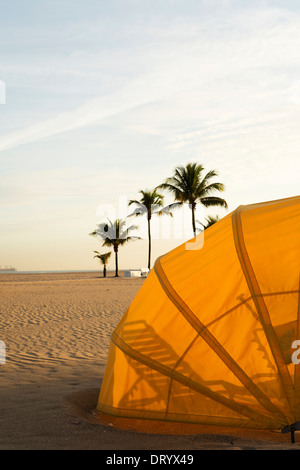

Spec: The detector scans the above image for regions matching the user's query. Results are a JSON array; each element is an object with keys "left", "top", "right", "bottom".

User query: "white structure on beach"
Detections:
[{"left": 124, "top": 268, "right": 149, "bottom": 278}]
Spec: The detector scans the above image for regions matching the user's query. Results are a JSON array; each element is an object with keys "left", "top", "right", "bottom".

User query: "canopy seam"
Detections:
[
  {"left": 153, "top": 257, "right": 287, "bottom": 423},
  {"left": 111, "top": 331, "right": 280, "bottom": 426},
  {"left": 232, "top": 206, "right": 295, "bottom": 422}
]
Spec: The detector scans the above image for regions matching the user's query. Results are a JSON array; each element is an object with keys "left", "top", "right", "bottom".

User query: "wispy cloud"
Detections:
[
  {"left": 1, "top": 1, "right": 300, "bottom": 269},
  {"left": 1, "top": 5, "right": 300, "bottom": 154}
]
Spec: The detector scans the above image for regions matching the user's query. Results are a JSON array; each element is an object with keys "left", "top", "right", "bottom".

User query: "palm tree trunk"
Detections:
[
  {"left": 114, "top": 248, "right": 119, "bottom": 277},
  {"left": 147, "top": 217, "right": 151, "bottom": 270},
  {"left": 191, "top": 202, "right": 196, "bottom": 237},
  {"left": 103, "top": 265, "right": 107, "bottom": 278}
]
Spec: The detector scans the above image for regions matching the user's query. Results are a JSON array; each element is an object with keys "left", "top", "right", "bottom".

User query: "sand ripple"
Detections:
[{"left": 0, "top": 274, "right": 143, "bottom": 369}]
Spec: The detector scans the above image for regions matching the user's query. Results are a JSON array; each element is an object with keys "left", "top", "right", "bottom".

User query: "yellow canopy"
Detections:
[{"left": 97, "top": 196, "right": 300, "bottom": 432}]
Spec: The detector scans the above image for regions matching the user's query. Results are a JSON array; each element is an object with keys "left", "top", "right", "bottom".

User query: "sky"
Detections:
[{"left": 0, "top": 0, "right": 299, "bottom": 271}]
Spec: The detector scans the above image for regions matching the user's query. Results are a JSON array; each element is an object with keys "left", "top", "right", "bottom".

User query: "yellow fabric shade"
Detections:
[{"left": 97, "top": 196, "right": 300, "bottom": 431}]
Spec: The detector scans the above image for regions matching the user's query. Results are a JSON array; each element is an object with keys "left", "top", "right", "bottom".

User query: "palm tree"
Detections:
[
  {"left": 158, "top": 163, "right": 227, "bottom": 237},
  {"left": 90, "top": 218, "right": 140, "bottom": 277},
  {"left": 128, "top": 189, "right": 172, "bottom": 270},
  {"left": 197, "top": 215, "right": 220, "bottom": 231},
  {"left": 93, "top": 251, "right": 111, "bottom": 278}
]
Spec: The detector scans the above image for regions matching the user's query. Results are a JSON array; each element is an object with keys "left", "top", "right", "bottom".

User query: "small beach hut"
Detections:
[{"left": 97, "top": 196, "right": 300, "bottom": 439}]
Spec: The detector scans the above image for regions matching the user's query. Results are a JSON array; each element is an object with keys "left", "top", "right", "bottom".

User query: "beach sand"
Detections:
[{"left": 0, "top": 271, "right": 299, "bottom": 450}]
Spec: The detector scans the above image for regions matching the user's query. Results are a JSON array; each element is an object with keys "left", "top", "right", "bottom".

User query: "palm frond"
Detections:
[
  {"left": 159, "top": 163, "right": 226, "bottom": 205},
  {"left": 127, "top": 205, "right": 148, "bottom": 217},
  {"left": 198, "top": 181, "right": 225, "bottom": 197},
  {"left": 196, "top": 215, "right": 220, "bottom": 230},
  {"left": 200, "top": 196, "right": 228, "bottom": 209},
  {"left": 129, "top": 188, "right": 170, "bottom": 220},
  {"left": 156, "top": 205, "right": 174, "bottom": 217},
  {"left": 93, "top": 251, "right": 111, "bottom": 264}
]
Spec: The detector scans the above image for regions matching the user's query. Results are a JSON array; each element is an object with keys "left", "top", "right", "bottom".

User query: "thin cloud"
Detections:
[{"left": 0, "top": 6, "right": 299, "bottom": 152}]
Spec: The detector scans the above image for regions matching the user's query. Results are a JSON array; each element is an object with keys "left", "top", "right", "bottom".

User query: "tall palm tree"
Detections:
[
  {"left": 93, "top": 250, "right": 111, "bottom": 278},
  {"left": 90, "top": 218, "right": 140, "bottom": 277},
  {"left": 158, "top": 163, "right": 227, "bottom": 237},
  {"left": 128, "top": 189, "right": 172, "bottom": 270}
]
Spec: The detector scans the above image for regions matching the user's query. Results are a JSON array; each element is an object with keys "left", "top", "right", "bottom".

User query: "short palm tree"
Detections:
[
  {"left": 93, "top": 251, "right": 111, "bottom": 278},
  {"left": 90, "top": 218, "right": 140, "bottom": 277},
  {"left": 158, "top": 163, "right": 227, "bottom": 237},
  {"left": 128, "top": 189, "right": 172, "bottom": 270},
  {"left": 197, "top": 215, "right": 220, "bottom": 231}
]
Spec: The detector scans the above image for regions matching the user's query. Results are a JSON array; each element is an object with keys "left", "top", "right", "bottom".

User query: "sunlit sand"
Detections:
[{"left": 0, "top": 271, "right": 298, "bottom": 449}]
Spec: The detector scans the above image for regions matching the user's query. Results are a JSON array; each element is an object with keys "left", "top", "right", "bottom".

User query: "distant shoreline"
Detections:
[
  {"left": 0, "top": 270, "right": 146, "bottom": 283},
  {"left": 0, "top": 269, "right": 137, "bottom": 274}
]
